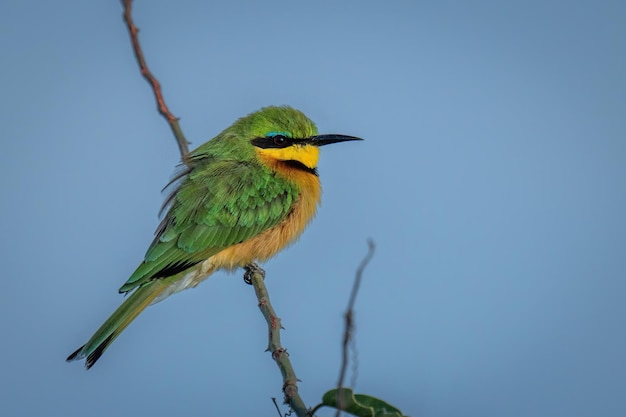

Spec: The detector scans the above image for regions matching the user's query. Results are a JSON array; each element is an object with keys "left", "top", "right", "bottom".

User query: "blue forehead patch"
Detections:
[{"left": 266, "top": 131, "right": 291, "bottom": 138}]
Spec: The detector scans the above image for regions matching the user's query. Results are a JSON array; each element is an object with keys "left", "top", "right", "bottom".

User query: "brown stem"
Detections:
[
  {"left": 244, "top": 263, "right": 310, "bottom": 417},
  {"left": 121, "top": 0, "right": 190, "bottom": 162}
]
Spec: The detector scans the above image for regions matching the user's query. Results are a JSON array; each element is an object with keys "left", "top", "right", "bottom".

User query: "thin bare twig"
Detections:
[
  {"left": 335, "top": 240, "right": 375, "bottom": 417},
  {"left": 271, "top": 397, "right": 283, "bottom": 417},
  {"left": 121, "top": 0, "right": 190, "bottom": 162}
]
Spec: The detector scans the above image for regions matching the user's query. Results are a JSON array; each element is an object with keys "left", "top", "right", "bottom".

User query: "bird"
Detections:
[{"left": 66, "top": 106, "right": 362, "bottom": 369}]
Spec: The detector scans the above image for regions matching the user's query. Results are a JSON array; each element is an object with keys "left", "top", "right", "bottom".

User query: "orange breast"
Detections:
[{"left": 208, "top": 159, "right": 321, "bottom": 270}]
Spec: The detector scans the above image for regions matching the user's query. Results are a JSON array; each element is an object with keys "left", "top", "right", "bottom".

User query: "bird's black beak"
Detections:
[{"left": 308, "top": 134, "right": 363, "bottom": 147}]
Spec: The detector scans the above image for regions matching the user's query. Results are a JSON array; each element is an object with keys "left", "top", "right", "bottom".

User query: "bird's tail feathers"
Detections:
[{"left": 66, "top": 280, "right": 167, "bottom": 369}]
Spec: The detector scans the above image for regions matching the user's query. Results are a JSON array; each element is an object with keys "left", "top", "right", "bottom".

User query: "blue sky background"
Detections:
[{"left": 1, "top": 1, "right": 625, "bottom": 416}]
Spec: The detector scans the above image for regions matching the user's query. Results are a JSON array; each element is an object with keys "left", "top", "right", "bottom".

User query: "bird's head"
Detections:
[{"left": 221, "top": 106, "right": 362, "bottom": 175}]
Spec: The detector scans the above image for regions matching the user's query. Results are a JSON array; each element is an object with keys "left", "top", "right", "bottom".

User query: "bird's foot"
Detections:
[{"left": 243, "top": 262, "right": 265, "bottom": 285}]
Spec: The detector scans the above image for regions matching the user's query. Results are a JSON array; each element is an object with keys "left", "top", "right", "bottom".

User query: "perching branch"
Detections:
[
  {"left": 121, "top": 0, "right": 190, "bottom": 162},
  {"left": 335, "top": 240, "right": 375, "bottom": 416},
  {"left": 244, "top": 263, "right": 309, "bottom": 417}
]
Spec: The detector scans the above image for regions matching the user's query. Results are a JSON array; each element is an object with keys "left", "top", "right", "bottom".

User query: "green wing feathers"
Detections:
[{"left": 119, "top": 159, "right": 298, "bottom": 292}]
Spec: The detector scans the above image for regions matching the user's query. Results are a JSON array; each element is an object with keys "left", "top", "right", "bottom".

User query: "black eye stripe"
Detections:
[{"left": 251, "top": 135, "right": 295, "bottom": 149}]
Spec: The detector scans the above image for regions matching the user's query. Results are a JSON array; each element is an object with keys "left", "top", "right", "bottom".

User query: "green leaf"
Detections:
[{"left": 321, "top": 388, "right": 409, "bottom": 417}]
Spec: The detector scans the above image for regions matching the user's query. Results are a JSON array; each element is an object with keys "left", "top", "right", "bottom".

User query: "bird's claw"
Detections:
[{"left": 243, "top": 262, "right": 265, "bottom": 285}]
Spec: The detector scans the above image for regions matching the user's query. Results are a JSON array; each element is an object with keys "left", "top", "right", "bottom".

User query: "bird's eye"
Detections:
[{"left": 272, "top": 135, "right": 287, "bottom": 146}]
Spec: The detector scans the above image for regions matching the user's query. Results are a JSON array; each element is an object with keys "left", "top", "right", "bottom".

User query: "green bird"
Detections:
[{"left": 67, "top": 106, "right": 362, "bottom": 368}]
